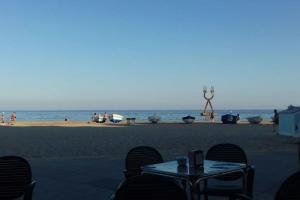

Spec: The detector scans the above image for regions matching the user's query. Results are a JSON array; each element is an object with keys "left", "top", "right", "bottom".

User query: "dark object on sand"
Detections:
[
  {"left": 126, "top": 118, "right": 136, "bottom": 125},
  {"left": 201, "top": 143, "right": 255, "bottom": 200},
  {"left": 275, "top": 171, "right": 300, "bottom": 200},
  {"left": 148, "top": 115, "right": 161, "bottom": 124},
  {"left": 182, "top": 115, "right": 196, "bottom": 124},
  {"left": 112, "top": 174, "right": 187, "bottom": 200},
  {"left": 0, "top": 156, "right": 36, "bottom": 200},
  {"left": 221, "top": 114, "right": 238, "bottom": 124},
  {"left": 247, "top": 116, "right": 263, "bottom": 124},
  {"left": 124, "top": 146, "right": 163, "bottom": 179}
]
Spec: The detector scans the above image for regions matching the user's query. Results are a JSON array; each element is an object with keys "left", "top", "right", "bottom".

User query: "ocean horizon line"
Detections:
[{"left": 0, "top": 108, "right": 280, "bottom": 112}]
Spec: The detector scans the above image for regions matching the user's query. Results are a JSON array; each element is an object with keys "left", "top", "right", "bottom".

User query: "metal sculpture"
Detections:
[{"left": 201, "top": 86, "right": 215, "bottom": 116}]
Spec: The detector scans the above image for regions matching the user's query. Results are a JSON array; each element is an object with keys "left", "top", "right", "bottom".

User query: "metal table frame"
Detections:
[{"left": 142, "top": 159, "right": 248, "bottom": 200}]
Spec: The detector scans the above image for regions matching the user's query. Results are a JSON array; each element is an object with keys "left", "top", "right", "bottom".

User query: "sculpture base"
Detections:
[{"left": 201, "top": 112, "right": 217, "bottom": 116}]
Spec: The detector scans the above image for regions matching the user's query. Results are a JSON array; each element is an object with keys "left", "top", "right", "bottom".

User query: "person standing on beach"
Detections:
[
  {"left": 0, "top": 112, "right": 4, "bottom": 123},
  {"left": 92, "top": 113, "right": 97, "bottom": 122},
  {"left": 210, "top": 112, "right": 215, "bottom": 122},
  {"left": 10, "top": 112, "right": 16, "bottom": 123},
  {"left": 272, "top": 109, "right": 279, "bottom": 132},
  {"left": 103, "top": 112, "right": 109, "bottom": 123},
  {"left": 236, "top": 113, "right": 240, "bottom": 122}
]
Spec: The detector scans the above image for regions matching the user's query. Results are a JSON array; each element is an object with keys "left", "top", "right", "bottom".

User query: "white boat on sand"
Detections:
[
  {"left": 247, "top": 116, "right": 263, "bottom": 124},
  {"left": 109, "top": 114, "right": 124, "bottom": 123}
]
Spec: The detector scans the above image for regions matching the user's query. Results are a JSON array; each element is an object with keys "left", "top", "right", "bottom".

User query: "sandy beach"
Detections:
[
  {"left": 0, "top": 121, "right": 296, "bottom": 157},
  {"left": 0, "top": 122, "right": 299, "bottom": 199}
]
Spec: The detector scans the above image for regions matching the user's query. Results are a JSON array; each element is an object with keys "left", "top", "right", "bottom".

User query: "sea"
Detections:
[{"left": 0, "top": 110, "right": 276, "bottom": 123}]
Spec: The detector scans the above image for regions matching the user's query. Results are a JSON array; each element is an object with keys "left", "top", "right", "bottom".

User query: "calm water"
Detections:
[{"left": 0, "top": 110, "right": 275, "bottom": 123}]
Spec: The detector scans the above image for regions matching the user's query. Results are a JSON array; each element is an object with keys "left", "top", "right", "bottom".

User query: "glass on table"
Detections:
[{"left": 176, "top": 156, "right": 187, "bottom": 167}]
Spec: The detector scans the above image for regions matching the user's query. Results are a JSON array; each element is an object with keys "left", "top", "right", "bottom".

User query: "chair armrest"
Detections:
[
  {"left": 245, "top": 165, "right": 255, "bottom": 197},
  {"left": 245, "top": 165, "right": 255, "bottom": 172},
  {"left": 24, "top": 181, "right": 36, "bottom": 200}
]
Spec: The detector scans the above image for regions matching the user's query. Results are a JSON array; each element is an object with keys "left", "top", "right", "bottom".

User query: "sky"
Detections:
[{"left": 0, "top": 0, "right": 299, "bottom": 110}]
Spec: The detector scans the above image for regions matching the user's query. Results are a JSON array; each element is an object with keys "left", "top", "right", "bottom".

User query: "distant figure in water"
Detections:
[
  {"left": 272, "top": 109, "right": 279, "bottom": 132},
  {"left": 10, "top": 112, "right": 16, "bottom": 123},
  {"left": 210, "top": 112, "right": 215, "bottom": 122},
  {"left": 64, "top": 116, "right": 68, "bottom": 122}
]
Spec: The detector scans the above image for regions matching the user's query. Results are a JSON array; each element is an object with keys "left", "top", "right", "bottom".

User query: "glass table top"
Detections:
[{"left": 142, "top": 160, "right": 246, "bottom": 179}]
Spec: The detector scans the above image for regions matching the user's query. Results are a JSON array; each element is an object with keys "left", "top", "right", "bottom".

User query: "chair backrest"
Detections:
[
  {"left": 275, "top": 171, "right": 300, "bottom": 200},
  {"left": 113, "top": 174, "right": 188, "bottom": 200},
  {"left": 125, "top": 146, "right": 163, "bottom": 178},
  {"left": 206, "top": 143, "right": 248, "bottom": 181},
  {"left": 0, "top": 156, "right": 32, "bottom": 200}
]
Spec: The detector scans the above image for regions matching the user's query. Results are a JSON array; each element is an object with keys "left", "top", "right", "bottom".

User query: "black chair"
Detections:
[
  {"left": 124, "top": 146, "right": 163, "bottom": 178},
  {"left": 201, "top": 143, "right": 255, "bottom": 200},
  {"left": 275, "top": 171, "right": 300, "bottom": 200},
  {"left": 0, "top": 156, "right": 36, "bottom": 200},
  {"left": 112, "top": 174, "right": 188, "bottom": 200}
]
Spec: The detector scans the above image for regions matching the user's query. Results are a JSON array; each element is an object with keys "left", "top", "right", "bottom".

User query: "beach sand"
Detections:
[{"left": 0, "top": 122, "right": 299, "bottom": 199}]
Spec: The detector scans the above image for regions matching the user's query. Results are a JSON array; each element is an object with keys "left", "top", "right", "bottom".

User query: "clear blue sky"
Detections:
[{"left": 0, "top": 0, "right": 299, "bottom": 110}]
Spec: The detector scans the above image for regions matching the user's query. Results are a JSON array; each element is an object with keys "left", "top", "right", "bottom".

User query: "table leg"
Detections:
[
  {"left": 182, "top": 180, "right": 187, "bottom": 191},
  {"left": 189, "top": 182, "right": 201, "bottom": 200}
]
